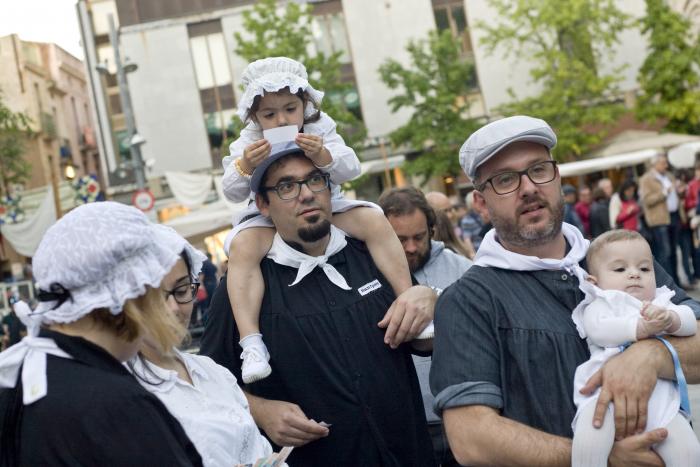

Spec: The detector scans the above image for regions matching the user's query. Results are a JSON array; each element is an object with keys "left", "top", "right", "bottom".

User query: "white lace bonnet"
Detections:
[
  {"left": 32, "top": 201, "right": 205, "bottom": 324},
  {"left": 236, "top": 56, "right": 324, "bottom": 121}
]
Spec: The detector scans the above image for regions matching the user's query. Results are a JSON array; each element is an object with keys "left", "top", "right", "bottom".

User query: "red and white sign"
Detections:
[{"left": 132, "top": 189, "right": 155, "bottom": 212}]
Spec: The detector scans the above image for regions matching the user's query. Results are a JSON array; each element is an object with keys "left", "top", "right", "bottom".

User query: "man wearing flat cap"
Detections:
[
  {"left": 429, "top": 115, "right": 700, "bottom": 466},
  {"left": 201, "top": 141, "right": 436, "bottom": 466}
]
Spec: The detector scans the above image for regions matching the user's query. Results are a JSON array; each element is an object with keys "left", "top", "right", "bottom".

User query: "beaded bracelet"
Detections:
[{"left": 234, "top": 158, "right": 252, "bottom": 177}]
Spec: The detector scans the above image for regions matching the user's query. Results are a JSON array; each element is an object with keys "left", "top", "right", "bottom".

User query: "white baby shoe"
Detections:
[{"left": 241, "top": 345, "right": 272, "bottom": 384}]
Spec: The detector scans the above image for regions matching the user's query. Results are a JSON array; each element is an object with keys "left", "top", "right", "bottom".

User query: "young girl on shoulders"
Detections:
[{"left": 221, "top": 57, "right": 414, "bottom": 384}]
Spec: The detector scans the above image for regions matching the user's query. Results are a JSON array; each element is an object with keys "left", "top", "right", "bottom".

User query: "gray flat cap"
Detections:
[
  {"left": 459, "top": 115, "right": 557, "bottom": 180},
  {"left": 250, "top": 141, "right": 306, "bottom": 193}
]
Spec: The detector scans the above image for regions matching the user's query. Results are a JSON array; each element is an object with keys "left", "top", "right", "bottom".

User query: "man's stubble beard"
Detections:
[
  {"left": 409, "top": 243, "right": 431, "bottom": 273},
  {"left": 489, "top": 194, "right": 565, "bottom": 249}
]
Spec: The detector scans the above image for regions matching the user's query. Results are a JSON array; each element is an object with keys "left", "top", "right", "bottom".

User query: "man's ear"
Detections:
[
  {"left": 255, "top": 193, "right": 269, "bottom": 217},
  {"left": 473, "top": 190, "right": 487, "bottom": 214},
  {"left": 585, "top": 274, "right": 598, "bottom": 285}
]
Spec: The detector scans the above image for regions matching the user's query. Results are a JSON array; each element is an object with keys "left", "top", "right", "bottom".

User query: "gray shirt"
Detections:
[
  {"left": 430, "top": 260, "right": 700, "bottom": 437},
  {"left": 413, "top": 241, "right": 472, "bottom": 424}
]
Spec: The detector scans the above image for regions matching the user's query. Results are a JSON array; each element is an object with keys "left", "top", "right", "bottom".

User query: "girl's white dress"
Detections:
[
  {"left": 571, "top": 285, "right": 697, "bottom": 431},
  {"left": 221, "top": 112, "right": 378, "bottom": 251}
]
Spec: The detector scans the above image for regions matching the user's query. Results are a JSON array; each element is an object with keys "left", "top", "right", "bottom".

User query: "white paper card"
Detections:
[{"left": 263, "top": 125, "right": 298, "bottom": 145}]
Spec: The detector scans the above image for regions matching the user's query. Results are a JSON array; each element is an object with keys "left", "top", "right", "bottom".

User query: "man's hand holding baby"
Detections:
[{"left": 636, "top": 302, "right": 681, "bottom": 340}]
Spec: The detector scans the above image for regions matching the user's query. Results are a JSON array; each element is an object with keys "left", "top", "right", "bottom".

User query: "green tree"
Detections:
[
  {"left": 636, "top": 0, "right": 700, "bottom": 134},
  {"left": 0, "top": 92, "right": 32, "bottom": 198},
  {"left": 378, "top": 30, "right": 482, "bottom": 179},
  {"left": 232, "top": 0, "right": 365, "bottom": 146},
  {"left": 478, "top": 0, "right": 630, "bottom": 160}
]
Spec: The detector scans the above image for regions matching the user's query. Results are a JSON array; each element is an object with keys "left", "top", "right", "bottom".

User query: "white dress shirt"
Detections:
[{"left": 130, "top": 350, "right": 273, "bottom": 467}]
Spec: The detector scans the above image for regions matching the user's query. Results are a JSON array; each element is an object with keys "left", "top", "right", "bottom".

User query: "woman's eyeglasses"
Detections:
[{"left": 163, "top": 282, "right": 200, "bottom": 304}]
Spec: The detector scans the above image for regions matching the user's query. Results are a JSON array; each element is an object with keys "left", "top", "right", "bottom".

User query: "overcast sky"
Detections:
[{"left": 0, "top": 0, "right": 83, "bottom": 59}]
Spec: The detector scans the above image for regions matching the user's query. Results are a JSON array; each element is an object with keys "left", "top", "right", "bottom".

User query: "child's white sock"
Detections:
[{"left": 239, "top": 333, "right": 265, "bottom": 350}]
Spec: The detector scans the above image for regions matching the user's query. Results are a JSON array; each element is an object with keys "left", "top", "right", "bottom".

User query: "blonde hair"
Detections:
[
  {"left": 586, "top": 229, "right": 648, "bottom": 274},
  {"left": 91, "top": 286, "right": 186, "bottom": 354}
]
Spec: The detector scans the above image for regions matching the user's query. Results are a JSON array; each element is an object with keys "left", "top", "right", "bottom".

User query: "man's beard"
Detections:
[
  {"left": 408, "top": 244, "right": 431, "bottom": 273},
  {"left": 489, "top": 194, "right": 564, "bottom": 249},
  {"left": 298, "top": 217, "right": 331, "bottom": 242}
]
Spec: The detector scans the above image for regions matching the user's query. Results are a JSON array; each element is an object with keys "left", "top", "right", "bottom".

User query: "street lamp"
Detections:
[
  {"left": 64, "top": 163, "right": 76, "bottom": 180},
  {"left": 96, "top": 13, "right": 148, "bottom": 193}
]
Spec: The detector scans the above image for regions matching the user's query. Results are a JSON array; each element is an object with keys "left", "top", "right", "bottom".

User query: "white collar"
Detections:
[
  {"left": 267, "top": 225, "right": 351, "bottom": 290},
  {"left": 571, "top": 283, "right": 676, "bottom": 339},
  {"left": 474, "top": 222, "right": 590, "bottom": 276},
  {"left": 129, "top": 349, "right": 209, "bottom": 393}
]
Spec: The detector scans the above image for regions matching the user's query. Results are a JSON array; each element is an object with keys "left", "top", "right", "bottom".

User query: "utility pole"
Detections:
[{"left": 107, "top": 14, "right": 146, "bottom": 190}]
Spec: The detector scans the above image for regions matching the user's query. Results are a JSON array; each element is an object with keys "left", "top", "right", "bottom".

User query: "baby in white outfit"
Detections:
[{"left": 571, "top": 229, "right": 700, "bottom": 467}]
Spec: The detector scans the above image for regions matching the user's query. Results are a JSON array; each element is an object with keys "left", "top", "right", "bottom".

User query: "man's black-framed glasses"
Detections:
[
  {"left": 163, "top": 282, "right": 200, "bottom": 304},
  {"left": 262, "top": 173, "right": 330, "bottom": 200},
  {"left": 476, "top": 160, "right": 558, "bottom": 195}
]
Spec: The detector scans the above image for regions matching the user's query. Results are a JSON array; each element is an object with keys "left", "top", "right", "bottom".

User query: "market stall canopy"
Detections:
[
  {"left": 668, "top": 141, "right": 700, "bottom": 168},
  {"left": 360, "top": 155, "right": 405, "bottom": 176},
  {"left": 162, "top": 177, "right": 246, "bottom": 242},
  {"left": 559, "top": 148, "right": 659, "bottom": 177},
  {"left": 164, "top": 171, "right": 214, "bottom": 208},
  {"left": 588, "top": 130, "right": 700, "bottom": 158},
  {"left": 559, "top": 130, "right": 700, "bottom": 177}
]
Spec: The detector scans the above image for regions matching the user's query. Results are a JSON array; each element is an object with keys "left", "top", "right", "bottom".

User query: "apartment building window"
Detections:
[
  {"left": 432, "top": 0, "right": 479, "bottom": 91},
  {"left": 188, "top": 19, "right": 236, "bottom": 162},
  {"left": 432, "top": 0, "right": 473, "bottom": 55},
  {"left": 312, "top": 12, "right": 351, "bottom": 64},
  {"left": 310, "top": 3, "right": 362, "bottom": 121}
]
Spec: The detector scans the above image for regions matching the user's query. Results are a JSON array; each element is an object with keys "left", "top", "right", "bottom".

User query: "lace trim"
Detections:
[{"left": 236, "top": 73, "right": 324, "bottom": 120}]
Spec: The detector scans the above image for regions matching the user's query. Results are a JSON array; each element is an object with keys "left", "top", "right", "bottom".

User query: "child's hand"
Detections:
[
  {"left": 636, "top": 302, "right": 677, "bottom": 339},
  {"left": 641, "top": 302, "right": 672, "bottom": 326},
  {"left": 295, "top": 134, "right": 325, "bottom": 162},
  {"left": 241, "top": 139, "right": 271, "bottom": 173}
]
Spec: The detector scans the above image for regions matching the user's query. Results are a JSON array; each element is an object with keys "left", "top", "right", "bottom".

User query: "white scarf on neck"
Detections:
[
  {"left": 474, "top": 222, "right": 590, "bottom": 278},
  {"left": 267, "top": 225, "right": 351, "bottom": 290},
  {"left": 0, "top": 301, "right": 73, "bottom": 405}
]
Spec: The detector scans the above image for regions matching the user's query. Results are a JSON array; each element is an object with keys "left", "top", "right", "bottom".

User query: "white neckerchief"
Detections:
[
  {"left": 474, "top": 222, "right": 590, "bottom": 278},
  {"left": 0, "top": 301, "right": 73, "bottom": 405},
  {"left": 267, "top": 225, "right": 351, "bottom": 290}
]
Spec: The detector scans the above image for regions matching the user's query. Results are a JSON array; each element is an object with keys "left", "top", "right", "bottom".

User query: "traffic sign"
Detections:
[{"left": 132, "top": 189, "right": 155, "bottom": 212}]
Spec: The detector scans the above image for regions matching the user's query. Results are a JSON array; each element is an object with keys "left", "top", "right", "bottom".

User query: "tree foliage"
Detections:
[
  {"left": 636, "top": 0, "right": 700, "bottom": 134},
  {"left": 478, "top": 0, "right": 630, "bottom": 160},
  {"left": 232, "top": 0, "right": 365, "bottom": 146},
  {"left": 378, "top": 30, "right": 482, "bottom": 178},
  {"left": 0, "top": 91, "right": 32, "bottom": 198}
]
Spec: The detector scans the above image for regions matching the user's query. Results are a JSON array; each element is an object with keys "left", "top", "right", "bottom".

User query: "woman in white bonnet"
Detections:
[
  {"left": 128, "top": 227, "right": 282, "bottom": 467},
  {"left": 0, "top": 202, "right": 202, "bottom": 466}
]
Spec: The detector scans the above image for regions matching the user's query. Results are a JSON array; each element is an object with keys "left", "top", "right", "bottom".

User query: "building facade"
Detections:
[
  {"left": 0, "top": 34, "right": 98, "bottom": 277},
  {"left": 78, "top": 0, "right": 692, "bottom": 224}
]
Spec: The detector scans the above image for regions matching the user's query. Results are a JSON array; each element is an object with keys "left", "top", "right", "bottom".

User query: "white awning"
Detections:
[
  {"left": 558, "top": 148, "right": 660, "bottom": 177},
  {"left": 163, "top": 176, "right": 247, "bottom": 241},
  {"left": 668, "top": 141, "right": 700, "bottom": 168},
  {"left": 360, "top": 155, "right": 405, "bottom": 176}
]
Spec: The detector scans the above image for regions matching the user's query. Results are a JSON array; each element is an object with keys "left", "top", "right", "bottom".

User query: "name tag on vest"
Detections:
[{"left": 358, "top": 279, "right": 382, "bottom": 296}]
